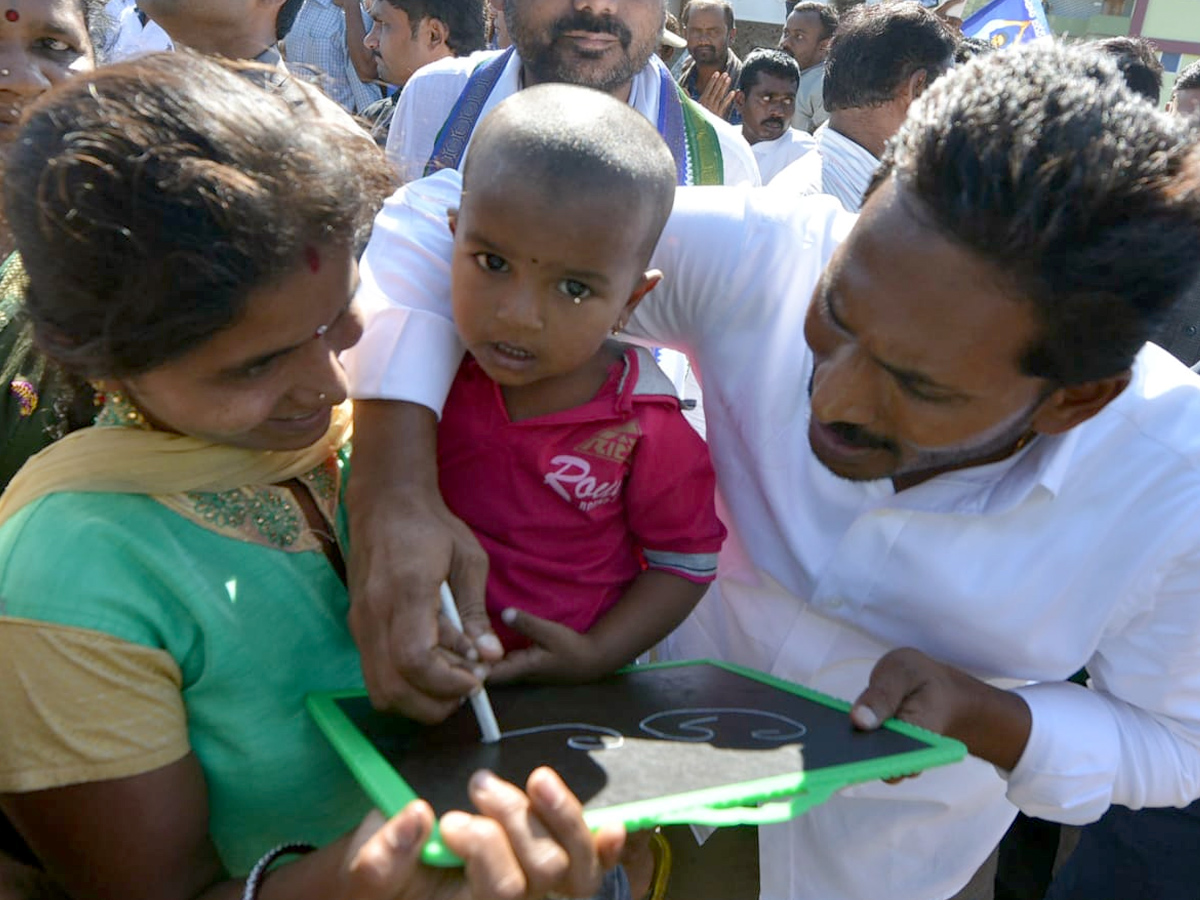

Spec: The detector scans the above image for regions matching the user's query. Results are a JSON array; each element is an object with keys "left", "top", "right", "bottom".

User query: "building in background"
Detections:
[{"left": 959, "top": 0, "right": 1199, "bottom": 104}]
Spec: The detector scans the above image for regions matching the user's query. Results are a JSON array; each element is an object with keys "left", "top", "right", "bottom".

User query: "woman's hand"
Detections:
[{"left": 342, "top": 768, "right": 625, "bottom": 900}]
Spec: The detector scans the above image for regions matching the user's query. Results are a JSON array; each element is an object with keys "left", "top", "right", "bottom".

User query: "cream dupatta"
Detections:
[{"left": 0, "top": 403, "right": 353, "bottom": 528}]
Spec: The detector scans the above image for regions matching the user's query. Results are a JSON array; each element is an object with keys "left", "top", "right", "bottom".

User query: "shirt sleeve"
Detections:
[
  {"left": 625, "top": 403, "right": 726, "bottom": 582},
  {"left": 630, "top": 187, "right": 851, "bottom": 357},
  {"left": 0, "top": 619, "right": 188, "bottom": 792},
  {"left": 342, "top": 169, "right": 466, "bottom": 415},
  {"left": 1006, "top": 536, "right": 1200, "bottom": 822}
]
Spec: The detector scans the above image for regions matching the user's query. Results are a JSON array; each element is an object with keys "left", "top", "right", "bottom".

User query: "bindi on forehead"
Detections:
[{"left": 4, "top": 9, "right": 17, "bottom": 21}]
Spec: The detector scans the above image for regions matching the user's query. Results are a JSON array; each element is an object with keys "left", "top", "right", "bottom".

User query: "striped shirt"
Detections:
[
  {"left": 286, "top": 0, "right": 381, "bottom": 113},
  {"left": 767, "top": 123, "right": 880, "bottom": 213}
]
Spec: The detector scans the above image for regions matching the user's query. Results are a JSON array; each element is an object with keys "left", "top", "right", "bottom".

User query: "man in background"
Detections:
[
  {"left": 735, "top": 48, "right": 815, "bottom": 181},
  {"left": 287, "top": 0, "right": 383, "bottom": 113},
  {"left": 361, "top": 0, "right": 487, "bottom": 143},
  {"left": 1169, "top": 59, "right": 1200, "bottom": 120},
  {"left": 778, "top": 0, "right": 836, "bottom": 132},
  {"left": 677, "top": 0, "right": 741, "bottom": 122},
  {"left": 140, "top": 0, "right": 305, "bottom": 63},
  {"left": 771, "top": 2, "right": 954, "bottom": 211}
]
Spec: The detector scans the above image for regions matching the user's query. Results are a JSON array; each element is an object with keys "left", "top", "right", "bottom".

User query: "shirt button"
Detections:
[{"left": 1186, "top": 325, "right": 1198, "bottom": 336}]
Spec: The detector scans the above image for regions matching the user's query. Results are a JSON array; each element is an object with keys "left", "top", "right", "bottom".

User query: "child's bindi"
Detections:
[
  {"left": 304, "top": 246, "right": 320, "bottom": 274},
  {"left": 4, "top": 10, "right": 18, "bottom": 21}
]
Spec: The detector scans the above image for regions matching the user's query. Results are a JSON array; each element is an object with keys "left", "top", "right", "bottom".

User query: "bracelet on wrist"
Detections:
[{"left": 241, "top": 842, "right": 317, "bottom": 900}]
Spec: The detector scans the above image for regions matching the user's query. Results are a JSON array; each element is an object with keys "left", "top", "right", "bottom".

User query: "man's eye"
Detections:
[
  {"left": 473, "top": 252, "right": 509, "bottom": 273},
  {"left": 558, "top": 279, "right": 592, "bottom": 301},
  {"left": 37, "top": 38, "right": 75, "bottom": 52}
]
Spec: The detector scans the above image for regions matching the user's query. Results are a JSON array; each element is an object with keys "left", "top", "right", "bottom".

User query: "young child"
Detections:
[
  {"left": 0, "top": 51, "right": 624, "bottom": 900},
  {"left": 435, "top": 85, "right": 727, "bottom": 684}
]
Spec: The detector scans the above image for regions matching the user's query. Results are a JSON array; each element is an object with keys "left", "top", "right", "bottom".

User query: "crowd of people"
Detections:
[{"left": 1, "top": 1, "right": 1200, "bottom": 899}]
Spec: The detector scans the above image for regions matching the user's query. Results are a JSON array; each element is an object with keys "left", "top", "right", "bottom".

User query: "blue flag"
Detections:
[{"left": 962, "top": 0, "right": 1051, "bottom": 48}]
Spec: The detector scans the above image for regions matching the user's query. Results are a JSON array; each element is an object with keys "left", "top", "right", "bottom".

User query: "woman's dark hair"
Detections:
[
  {"left": 870, "top": 43, "right": 1200, "bottom": 386},
  {"left": 5, "top": 51, "right": 395, "bottom": 379}
]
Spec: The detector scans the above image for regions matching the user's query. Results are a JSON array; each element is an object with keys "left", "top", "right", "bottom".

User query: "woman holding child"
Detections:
[{"left": 0, "top": 50, "right": 626, "bottom": 900}]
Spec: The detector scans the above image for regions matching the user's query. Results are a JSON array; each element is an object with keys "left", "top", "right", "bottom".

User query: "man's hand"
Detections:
[
  {"left": 487, "top": 610, "right": 601, "bottom": 684},
  {"left": 850, "top": 647, "right": 1033, "bottom": 771},
  {"left": 346, "top": 401, "right": 503, "bottom": 721},
  {"left": 697, "top": 71, "right": 735, "bottom": 119}
]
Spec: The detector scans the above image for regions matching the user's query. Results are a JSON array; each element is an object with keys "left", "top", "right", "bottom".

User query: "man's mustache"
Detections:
[
  {"left": 764, "top": 116, "right": 786, "bottom": 128},
  {"left": 551, "top": 11, "right": 632, "bottom": 48},
  {"left": 823, "top": 421, "right": 896, "bottom": 452}
]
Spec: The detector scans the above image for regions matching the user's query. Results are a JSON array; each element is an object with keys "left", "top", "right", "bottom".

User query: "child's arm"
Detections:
[{"left": 488, "top": 569, "right": 707, "bottom": 683}]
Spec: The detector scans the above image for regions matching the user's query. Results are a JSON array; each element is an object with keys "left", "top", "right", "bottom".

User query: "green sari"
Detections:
[{"left": 0, "top": 253, "right": 97, "bottom": 488}]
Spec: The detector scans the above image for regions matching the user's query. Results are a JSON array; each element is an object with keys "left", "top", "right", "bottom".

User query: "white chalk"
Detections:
[{"left": 439, "top": 582, "right": 502, "bottom": 743}]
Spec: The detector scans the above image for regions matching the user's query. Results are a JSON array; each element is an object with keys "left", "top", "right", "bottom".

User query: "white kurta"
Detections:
[{"left": 383, "top": 49, "right": 760, "bottom": 188}]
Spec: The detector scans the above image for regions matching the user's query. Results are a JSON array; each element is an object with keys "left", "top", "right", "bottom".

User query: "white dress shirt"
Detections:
[
  {"left": 103, "top": 0, "right": 173, "bottom": 60},
  {"left": 770, "top": 123, "right": 881, "bottom": 212},
  {"left": 345, "top": 171, "right": 1200, "bottom": 900},
  {"left": 383, "top": 49, "right": 761, "bottom": 187},
  {"left": 750, "top": 127, "right": 817, "bottom": 184}
]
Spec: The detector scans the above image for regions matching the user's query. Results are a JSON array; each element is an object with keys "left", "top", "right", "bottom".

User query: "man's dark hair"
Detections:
[
  {"left": 870, "top": 43, "right": 1200, "bottom": 386},
  {"left": 382, "top": 0, "right": 487, "bottom": 54},
  {"left": 740, "top": 48, "right": 801, "bottom": 94},
  {"left": 6, "top": 51, "right": 395, "bottom": 379},
  {"left": 1095, "top": 36, "right": 1163, "bottom": 103},
  {"left": 823, "top": 2, "right": 955, "bottom": 111},
  {"left": 1176, "top": 59, "right": 1200, "bottom": 94},
  {"left": 276, "top": 0, "right": 305, "bottom": 40},
  {"left": 789, "top": 1, "right": 838, "bottom": 41},
  {"left": 682, "top": 0, "right": 735, "bottom": 32}
]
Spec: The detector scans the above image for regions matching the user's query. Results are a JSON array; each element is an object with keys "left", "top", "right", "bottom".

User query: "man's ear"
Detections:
[
  {"left": 816, "top": 35, "right": 832, "bottom": 56},
  {"left": 733, "top": 89, "right": 746, "bottom": 114},
  {"left": 426, "top": 16, "right": 448, "bottom": 49},
  {"left": 1031, "top": 371, "right": 1132, "bottom": 435},
  {"left": 446, "top": 207, "right": 458, "bottom": 235},
  {"left": 728, "top": 25, "right": 737, "bottom": 43},
  {"left": 615, "top": 269, "right": 663, "bottom": 331},
  {"left": 905, "top": 68, "right": 929, "bottom": 103}
]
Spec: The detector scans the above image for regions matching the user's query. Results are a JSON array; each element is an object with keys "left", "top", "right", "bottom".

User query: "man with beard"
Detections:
[
  {"left": 734, "top": 48, "right": 815, "bottom": 182},
  {"left": 771, "top": 2, "right": 954, "bottom": 211},
  {"left": 381, "top": 0, "right": 758, "bottom": 184},
  {"left": 676, "top": 0, "right": 741, "bottom": 123},
  {"left": 340, "top": 42, "right": 1200, "bottom": 900},
  {"left": 778, "top": 0, "right": 836, "bottom": 132}
]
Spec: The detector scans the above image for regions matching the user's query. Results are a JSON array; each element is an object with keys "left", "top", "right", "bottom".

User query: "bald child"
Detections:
[{"left": 423, "top": 85, "right": 726, "bottom": 684}]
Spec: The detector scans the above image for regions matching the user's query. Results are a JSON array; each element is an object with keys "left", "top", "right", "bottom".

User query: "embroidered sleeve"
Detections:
[
  {"left": 626, "top": 406, "right": 726, "bottom": 583},
  {"left": 0, "top": 619, "right": 188, "bottom": 792}
]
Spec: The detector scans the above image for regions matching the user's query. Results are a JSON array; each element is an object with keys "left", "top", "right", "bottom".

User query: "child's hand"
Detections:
[{"left": 487, "top": 609, "right": 605, "bottom": 683}]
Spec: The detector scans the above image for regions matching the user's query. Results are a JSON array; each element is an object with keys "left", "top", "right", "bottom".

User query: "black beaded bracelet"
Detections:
[{"left": 241, "top": 842, "right": 318, "bottom": 900}]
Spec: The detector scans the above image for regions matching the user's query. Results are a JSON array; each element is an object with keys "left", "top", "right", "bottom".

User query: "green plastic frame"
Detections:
[{"left": 307, "top": 659, "right": 966, "bottom": 867}]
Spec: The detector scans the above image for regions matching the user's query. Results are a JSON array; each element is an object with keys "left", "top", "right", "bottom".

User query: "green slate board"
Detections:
[{"left": 308, "top": 659, "right": 966, "bottom": 866}]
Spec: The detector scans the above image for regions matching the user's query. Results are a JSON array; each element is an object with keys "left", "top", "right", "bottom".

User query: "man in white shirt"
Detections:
[
  {"left": 382, "top": 0, "right": 758, "bottom": 185},
  {"left": 734, "top": 48, "right": 815, "bottom": 183},
  {"left": 768, "top": 0, "right": 955, "bottom": 213},
  {"left": 340, "top": 43, "right": 1200, "bottom": 900},
  {"left": 779, "top": 1, "right": 836, "bottom": 133},
  {"left": 771, "top": 1, "right": 955, "bottom": 212},
  {"left": 286, "top": 0, "right": 382, "bottom": 113}
]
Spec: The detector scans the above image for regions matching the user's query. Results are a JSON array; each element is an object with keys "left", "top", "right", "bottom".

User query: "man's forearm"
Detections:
[
  {"left": 343, "top": 3, "right": 378, "bottom": 83},
  {"left": 347, "top": 400, "right": 442, "bottom": 511}
]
